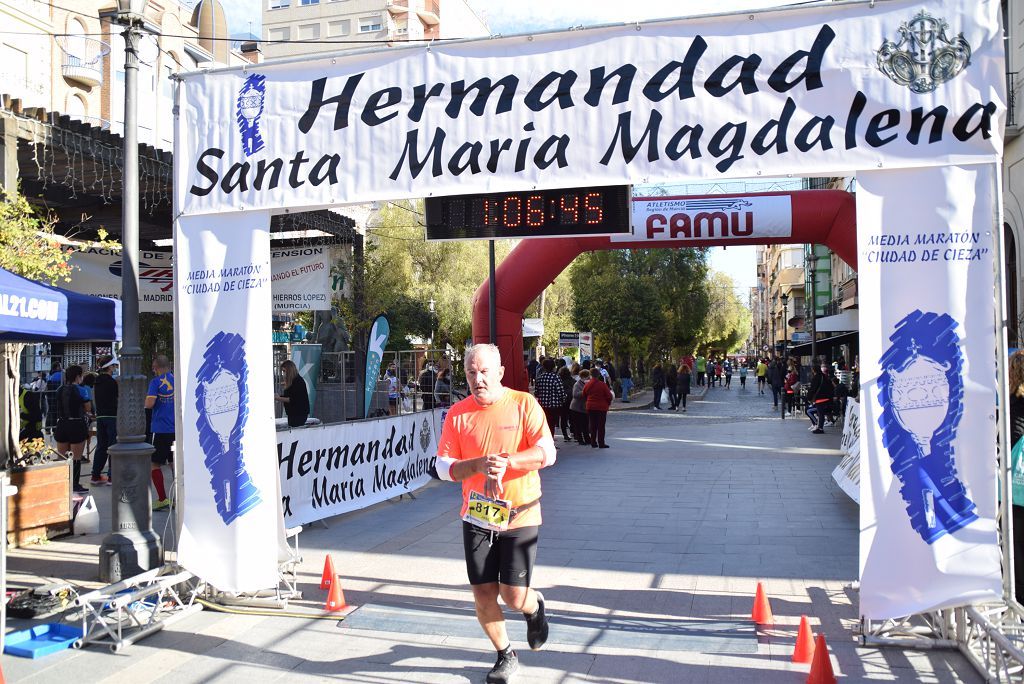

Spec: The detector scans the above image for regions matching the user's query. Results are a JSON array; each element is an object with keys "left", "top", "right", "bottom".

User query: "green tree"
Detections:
[
  {"left": 570, "top": 248, "right": 710, "bottom": 366},
  {"left": 356, "top": 201, "right": 515, "bottom": 351},
  {"left": 1, "top": 189, "right": 86, "bottom": 465},
  {"left": 696, "top": 270, "right": 751, "bottom": 354}
]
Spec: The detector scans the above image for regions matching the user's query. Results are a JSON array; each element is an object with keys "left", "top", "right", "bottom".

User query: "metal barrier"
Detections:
[{"left": 280, "top": 347, "right": 465, "bottom": 425}]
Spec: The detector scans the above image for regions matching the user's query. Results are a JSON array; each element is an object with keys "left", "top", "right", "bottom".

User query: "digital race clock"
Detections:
[{"left": 424, "top": 185, "right": 632, "bottom": 241}]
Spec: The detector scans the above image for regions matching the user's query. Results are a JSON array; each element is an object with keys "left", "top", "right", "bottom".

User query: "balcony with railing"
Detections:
[
  {"left": 417, "top": 0, "right": 440, "bottom": 25},
  {"left": 57, "top": 36, "right": 110, "bottom": 88}
]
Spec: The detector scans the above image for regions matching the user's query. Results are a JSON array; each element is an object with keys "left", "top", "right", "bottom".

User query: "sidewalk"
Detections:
[
  {"left": 4, "top": 383, "right": 980, "bottom": 683},
  {"left": 610, "top": 381, "right": 708, "bottom": 411}
]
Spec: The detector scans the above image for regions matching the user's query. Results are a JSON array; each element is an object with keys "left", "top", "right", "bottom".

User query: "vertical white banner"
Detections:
[
  {"left": 858, "top": 164, "right": 1001, "bottom": 619},
  {"left": 175, "top": 211, "right": 282, "bottom": 592}
]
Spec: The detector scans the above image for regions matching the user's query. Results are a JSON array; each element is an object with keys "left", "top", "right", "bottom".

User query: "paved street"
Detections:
[{"left": 5, "top": 382, "right": 981, "bottom": 683}]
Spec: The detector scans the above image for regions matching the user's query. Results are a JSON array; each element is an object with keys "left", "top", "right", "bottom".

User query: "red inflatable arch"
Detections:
[{"left": 471, "top": 189, "right": 856, "bottom": 391}]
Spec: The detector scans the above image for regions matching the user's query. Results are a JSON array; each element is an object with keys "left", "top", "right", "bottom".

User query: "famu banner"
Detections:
[
  {"left": 277, "top": 410, "right": 441, "bottom": 526},
  {"left": 67, "top": 247, "right": 331, "bottom": 313},
  {"left": 175, "top": 212, "right": 285, "bottom": 592},
  {"left": 622, "top": 194, "right": 792, "bottom": 243},
  {"left": 176, "top": 0, "right": 1004, "bottom": 216},
  {"left": 857, "top": 164, "right": 1001, "bottom": 620}
]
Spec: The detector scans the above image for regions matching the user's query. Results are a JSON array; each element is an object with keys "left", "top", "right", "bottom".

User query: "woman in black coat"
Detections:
[
  {"left": 558, "top": 365, "right": 575, "bottom": 441},
  {"left": 276, "top": 360, "right": 310, "bottom": 428},
  {"left": 805, "top": 364, "right": 833, "bottom": 433},
  {"left": 678, "top": 363, "right": 692, "bottom": 412},
  {"left": 666, "top": 364, "right": 679, "bottom": 410},
  {"left": 650, "top": 362, "right": 666, "bottom": 410}
]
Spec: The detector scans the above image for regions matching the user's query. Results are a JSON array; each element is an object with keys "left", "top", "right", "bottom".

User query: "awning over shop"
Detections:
[
  {"left": 790, "top": 330, "right": 858, "bottom": 358},
  {"left": 0, "top": 267, "right": 121, "bottom": 342},
  {"left": 815, "top": 309, "right": 859, "bottom": 333}
]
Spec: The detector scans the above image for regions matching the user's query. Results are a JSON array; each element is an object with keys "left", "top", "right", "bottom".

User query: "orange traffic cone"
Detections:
[
  {"left": 751, "top": 582, "right": 774, "bottom": 625},
  {"left": 806, "top": 634, "right": 837, "bottom": 684},
  {"left": 325, "top": 575, "right": 348, "bottom": 612},
  {"left": 320, "top": 555, "right": 336, "bottom": 590},
  {"left": 792, "top": 614, "right": 815, "bottom": 663}
]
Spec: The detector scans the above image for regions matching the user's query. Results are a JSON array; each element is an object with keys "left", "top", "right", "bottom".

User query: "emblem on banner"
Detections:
[
  {"left": 236, "top": 73, "right": 267, "bottom": 157},
  {"left": 876, "top": 11, "right": 972, "bottom": 94},
  {"left": 419, "top": 418, "right": 431, "bottom": 451},
  {"left": 877, "top": 311, "right": 977, "bottom": 544},
  {"left": 109, "top": 259, "right": 174, "bottom": 292},
  {"left": 195, "top": 331, "right": 263, "bottom": 525}
]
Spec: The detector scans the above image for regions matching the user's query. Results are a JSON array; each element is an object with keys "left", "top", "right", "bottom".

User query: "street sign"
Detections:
[
  {"left": 579, "top": 331, "right": 593, "bottom": 360},
  {"left": 559, "top": 332, "right": 580, "bottom": 347}
]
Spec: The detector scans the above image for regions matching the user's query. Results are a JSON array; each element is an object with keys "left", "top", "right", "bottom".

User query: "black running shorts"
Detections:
[
  {"left": 462, "top": 522, "right": 539, "bottom": 587},
  {"left": 54, "top": 418, "right": 88, "bottom": 445},
  {"left": 151, "top": 433, "right": 174, "bottom": 465}
]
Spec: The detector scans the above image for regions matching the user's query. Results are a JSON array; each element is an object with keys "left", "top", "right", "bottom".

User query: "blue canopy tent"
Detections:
[
  {"left": 0, "top": 266, "right": 121, "bottom": 343},
  {"left": 1, "top": 266, "right": 121, "bottom": 470}
]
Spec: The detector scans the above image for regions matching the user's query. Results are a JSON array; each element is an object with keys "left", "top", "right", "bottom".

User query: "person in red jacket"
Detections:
[
  {"left": 581, "top": 373, "right": 613, "bottom": 449},
  {"left": 783, "top": 365, "right": 800, "bottom": 415}
]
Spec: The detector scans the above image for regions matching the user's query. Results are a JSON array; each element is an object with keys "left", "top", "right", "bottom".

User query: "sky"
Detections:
[
  {"left": 217, "top": 0, "right": 813, "bottom": 291},
  {"left": 221, "top": 0, "right": 801, "bottom": 37}
]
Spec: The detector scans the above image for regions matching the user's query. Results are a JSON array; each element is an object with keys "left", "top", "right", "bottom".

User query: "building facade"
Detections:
[
  {"left": 1002, "top": 0, "right": 1023, "bottom": 348},
  {"left": 262, "top": 0, "right": 489, "bottom": 61},
  {"left": 752, "top": 243, "right": 805, "bottom": 358},
  {"left": 0, "top": 0, "right": 255, "bottom": 155}
]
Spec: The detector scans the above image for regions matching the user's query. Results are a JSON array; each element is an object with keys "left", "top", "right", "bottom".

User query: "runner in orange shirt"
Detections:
[{"left": 436, "top": 343, "right": 555, "bottom": 684}]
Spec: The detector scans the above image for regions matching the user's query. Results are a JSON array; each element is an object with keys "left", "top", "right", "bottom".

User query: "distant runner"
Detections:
[
  {"left": 756, "top": 358, "right": 768, "bottom": 395},
  {"left": 435, "top": 343, "right": 555, "bottom": 683}
]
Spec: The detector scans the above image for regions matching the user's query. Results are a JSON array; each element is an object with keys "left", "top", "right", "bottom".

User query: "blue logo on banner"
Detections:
[
  {"left": 236, "top": 73, "right": 266, "bottom": 157},
  {"left": 195, "top": 331, "right": 262, "bottom": 525},
  {"left": 364, "top": 315, "right": 390, "bottom": 417},
  {"left": 877, "top": 310, "right": 977, "bottom": 544}
]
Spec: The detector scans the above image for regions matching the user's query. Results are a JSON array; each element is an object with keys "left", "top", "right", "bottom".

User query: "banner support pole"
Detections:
[
  {"left": 993, "top": 163, "right": 1015, "bottom": 603},
  {"left": 489, "top": 240, "right": 497, "bottom": 344}
]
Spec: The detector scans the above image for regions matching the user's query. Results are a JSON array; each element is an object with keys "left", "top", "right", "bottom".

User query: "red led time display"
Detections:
[{"left": 424, "top": 186, "right": 631, "bottom": 241}]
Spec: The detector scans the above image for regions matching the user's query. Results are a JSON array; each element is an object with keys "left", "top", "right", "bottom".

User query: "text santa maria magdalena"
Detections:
[{"left": 189, "top": 25, "right": 998, "bottom": 199}]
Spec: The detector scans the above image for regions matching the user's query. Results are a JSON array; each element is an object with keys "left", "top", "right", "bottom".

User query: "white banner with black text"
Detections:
[
  {"left": 832, "top": 399, "right": 861, "bottom": 505},
  {"left": 175, "top": 211, "right": 286, "bottom": 593},
  {"left": 176, "top": 0, "right": 1003, "bottom": 216},
  {"left": 277, "top": 410, "right": 442, "bottom": 527},
  {"left": 66, "top": 246, "right": 332, "bottom": 313},
  {"left": 857, "top": 164, "right": 1001, "bottom": 620}
]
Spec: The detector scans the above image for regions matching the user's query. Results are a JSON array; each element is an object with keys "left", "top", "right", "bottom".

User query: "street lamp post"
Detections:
[
  {"left": 781, "top": 292, "right": 789, "bottom": 420},
  {"left": 99, "top": 0, "right": 161, "bottom": 582},
  {"left": 809, "top": 249, "right": 819, "bottom": 370},
  {"left": 428, "top": 298, "right": 436, "bottom": 348}
]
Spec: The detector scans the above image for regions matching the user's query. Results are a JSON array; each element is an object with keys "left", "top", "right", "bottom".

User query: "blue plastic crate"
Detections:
[{"left": 4, "top": 623, "right": 83, "bottom": 658}]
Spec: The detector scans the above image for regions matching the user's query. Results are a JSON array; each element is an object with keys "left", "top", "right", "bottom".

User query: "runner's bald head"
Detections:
[{"left": 465, "top": 344, "right": 501, "bottom": 368}]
